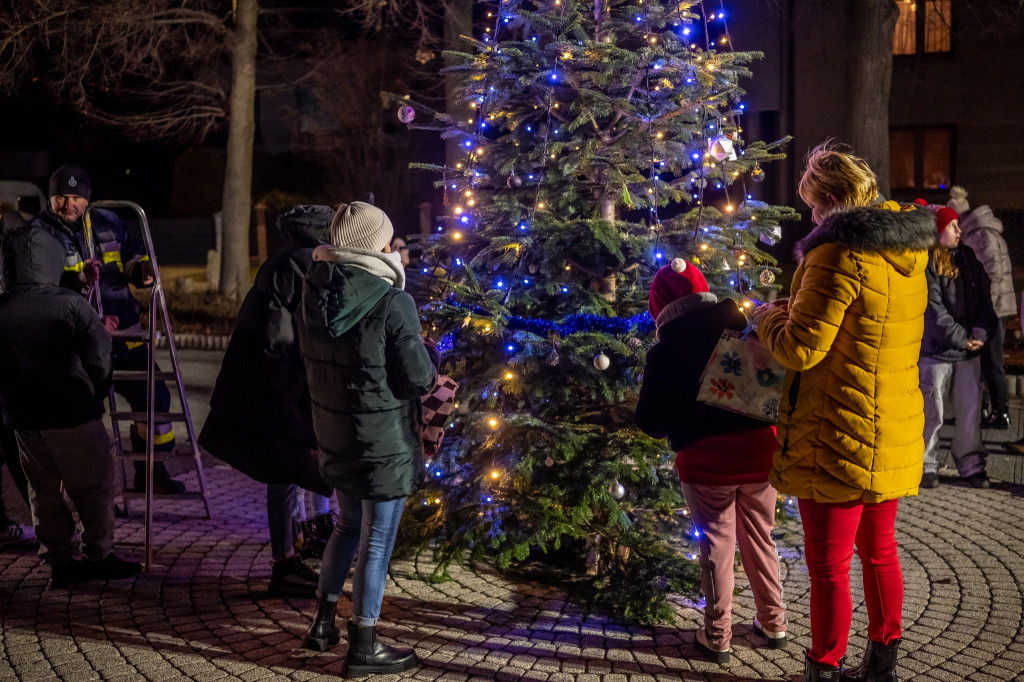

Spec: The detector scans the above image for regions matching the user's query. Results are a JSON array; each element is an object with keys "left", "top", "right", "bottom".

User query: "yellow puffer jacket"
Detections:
[{"left": 756, "top": 203, "right": 936, "bottom": 503}]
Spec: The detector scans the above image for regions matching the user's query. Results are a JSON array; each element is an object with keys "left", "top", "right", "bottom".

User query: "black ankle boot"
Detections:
[
  {"left": 343, "top": 620, "right": 418, "bottom": 677},
  {"left": 805, "top": 654, "right": 842, "bottom": 681},
  {"left": 302, "top": 596, "right": 340, "bottom": 652},
  {"left": 841, "top": 639, "right": 900, "bottom": 681}
]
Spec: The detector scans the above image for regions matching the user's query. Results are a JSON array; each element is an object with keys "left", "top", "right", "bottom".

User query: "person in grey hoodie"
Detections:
[{"left": 296, "top": 202, "right": 436, "bottom": 678}]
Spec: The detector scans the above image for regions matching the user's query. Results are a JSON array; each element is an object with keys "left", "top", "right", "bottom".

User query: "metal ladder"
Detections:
[{"left": 83, "top": 201, "right": 212, "bottom": 570}]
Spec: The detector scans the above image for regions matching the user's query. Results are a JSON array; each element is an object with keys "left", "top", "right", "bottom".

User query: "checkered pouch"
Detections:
[{"left": 421, "top": 374, "right": 459, "bottom": 455}]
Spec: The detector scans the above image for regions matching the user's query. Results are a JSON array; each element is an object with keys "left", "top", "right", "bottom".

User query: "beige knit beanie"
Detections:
[{"left": 328, "top": 201, "right": 394, "bottom": 252}]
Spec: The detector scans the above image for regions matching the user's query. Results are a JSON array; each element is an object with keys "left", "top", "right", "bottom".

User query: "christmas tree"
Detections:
[{"left": 387, "top": 0, "right": 797, "bottom": 623}]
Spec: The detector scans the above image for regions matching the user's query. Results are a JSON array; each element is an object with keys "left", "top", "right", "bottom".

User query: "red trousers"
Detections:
[{"left": 799, "top": 497, "right": 903, "bottom": 667}]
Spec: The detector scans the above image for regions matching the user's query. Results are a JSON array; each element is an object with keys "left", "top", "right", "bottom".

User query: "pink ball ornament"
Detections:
[{"left": 397, "top": 105, "right": 416, "bottom": 124}]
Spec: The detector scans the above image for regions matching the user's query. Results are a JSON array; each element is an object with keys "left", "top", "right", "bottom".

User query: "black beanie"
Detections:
[{"left": 48, "top": 163, "right": 92, "bottom": 201}]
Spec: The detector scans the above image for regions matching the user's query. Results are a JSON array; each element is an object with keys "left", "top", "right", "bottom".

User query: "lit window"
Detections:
[
  {"left": 893, "top": 1, "right": 952, "bottom": 56},
  {"left": 889, "top": 126, "right": 955, "bottom": 191}
]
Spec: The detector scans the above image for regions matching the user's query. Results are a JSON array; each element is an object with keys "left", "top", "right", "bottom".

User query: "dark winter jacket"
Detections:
[
  {"left": 29, "top": 206, "right": 150, "bottom": 328},
  {"left": 920, "top": 244, "right": 997, "bottom": 362},
  {"left": 298, "top": 245, "right": 436, "bottom": 500},
  {"left": 0, "top": 226, "right": 111, "bottom": 430},
  {"left": 636, "top": 295, "right": 775, "bottom": 485},
  {"left": 199, "top": 206, "right": 334, "bottom": 496}
]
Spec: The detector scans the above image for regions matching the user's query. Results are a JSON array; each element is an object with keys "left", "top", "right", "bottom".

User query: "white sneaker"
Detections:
[{"left": 753, "top": 616, "right": 788, "bottom": 649}]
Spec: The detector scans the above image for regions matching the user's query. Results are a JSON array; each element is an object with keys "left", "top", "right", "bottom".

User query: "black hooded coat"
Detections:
[
  {"left": 198, "top": 206, "right": 334, "bottom": 496},
  {"left": 0, "top": 226, "right": 111, "bottom": 430}
]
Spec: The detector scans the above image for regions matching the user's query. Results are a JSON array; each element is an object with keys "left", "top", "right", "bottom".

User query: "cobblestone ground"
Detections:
[{"left": 1, "top": 350, "right": 1023, "bottom": 681}]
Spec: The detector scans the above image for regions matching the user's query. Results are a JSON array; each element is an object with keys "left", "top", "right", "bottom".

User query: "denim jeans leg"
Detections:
[
  {"left": 919, "top": 358, "right": 950, "bottom": 475},
  {"left": 317, "top": 491, "right": 363, "bottom": 596},
  {"left": 950, "top": 356, "right": 987, "bottom": 477},
  {"left": 350, "top": 497, "right": 407, "bottom": 627},
  {"left": 267, "top": 484, "right": 298, "bottom": 560}
]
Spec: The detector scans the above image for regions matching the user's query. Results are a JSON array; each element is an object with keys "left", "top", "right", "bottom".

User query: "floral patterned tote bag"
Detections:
[{"left": 695, "top": 325, "right": 785, "bottom": 422}]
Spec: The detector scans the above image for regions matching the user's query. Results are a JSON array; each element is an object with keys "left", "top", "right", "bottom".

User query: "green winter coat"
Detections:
[{"left": 298, "top": 246, "right": 436, "bottom": 500}]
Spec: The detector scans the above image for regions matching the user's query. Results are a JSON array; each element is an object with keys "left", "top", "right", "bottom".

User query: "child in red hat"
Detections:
[{"left": 637, "top": 258, "right": 787, "bottom": 663}]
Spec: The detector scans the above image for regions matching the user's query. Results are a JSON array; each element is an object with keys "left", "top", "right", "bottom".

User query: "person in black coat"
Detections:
[
  {"left": 199, "top": 205, "right": 335, "bottom": 596},
  {"left": 30, "top": 163, "right": 185, "bottom": 494},
  {"left": 0, "top": 226, "right": 140, "bottom": 588},
  {"left": 297, "top": 202, "right": 435, "bottom": 677},
  {"left": 918, "top": 203, "right": 998, "bottom": 489}
]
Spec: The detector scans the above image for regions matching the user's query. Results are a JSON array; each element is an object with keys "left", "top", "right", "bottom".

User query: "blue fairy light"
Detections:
[
  {"left": 550, "top": 72, "right": 559, "bottom": 82},
  {"left": 739, "top": 103, "right": 746, "bottom": 110},
  {"left": 523, "top": 278, "right": 530, "bottom": 285},
  {"left": 507, "top": 344, "right": 515, "bottom": 352},
  {"left": 526, "top": 125, "right": 533, "bottom": 132},
  {"left": 518, "top": 222, "right": 528, "bottom": 230},
  {"left": 496, "top": 279, "right": 505, "bottom": 288},
  {"left": 655, "top": 251, "right": 664, "bottom": 259},
  {"left": 635, "top": 15, "right": 643, "bottom": 22},
  {"left": 527, "top": 174, "right": 535, "bottom": 180},
  {"left": 464, "top": 140, "right": 472, "bottom": 147},
  {"left": 434, "top": 470, "right": 443, "bottom": 478},
  {"left": 436, "top": 226, "right": 443, "bottom": 232},
  {"left": 460, "top": 216, "right": 470, "bottom": 224},
  {"left": 422, "top": 267, "right": 429, "bottom": 273},
  {"left": 561, "top": 286, "right": 569, "bottom": 293},
  {"left": 653, "top": 59, "right": 665, "bottom": 70},
  {"left": 455, "top": 258, "right": 463, "bottom": 266}
]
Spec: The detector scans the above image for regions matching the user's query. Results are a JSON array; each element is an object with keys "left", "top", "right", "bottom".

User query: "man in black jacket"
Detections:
[
  {"left": 29, "top": 163, "right": 185, "bottom": 494},
  {"left": 0, "top": 226, "right": 140, "bottom": 588}
]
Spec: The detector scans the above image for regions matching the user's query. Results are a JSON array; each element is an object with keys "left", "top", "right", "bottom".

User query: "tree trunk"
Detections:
[
  {"left": 219, "top": 0, "right": 259, "bottom": 300},
  {"left": 444, "top": 0, "right": 474, "bottom": 171},
  {"left": 845, "top": 0, "right": 899, "bottom": 198}
]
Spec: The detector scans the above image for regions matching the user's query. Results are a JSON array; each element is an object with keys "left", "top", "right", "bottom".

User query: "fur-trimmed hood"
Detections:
[{"left": 795, "top": 204, "right": 936, "bottom": 270}]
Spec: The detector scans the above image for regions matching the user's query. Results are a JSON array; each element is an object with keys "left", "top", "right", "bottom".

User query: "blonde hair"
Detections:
[
  {"left": 933, "top": 244, "right": 959, "bottom": 279},
  {"left": 798, "top": 141, "right": 879, "bottom": 210}
]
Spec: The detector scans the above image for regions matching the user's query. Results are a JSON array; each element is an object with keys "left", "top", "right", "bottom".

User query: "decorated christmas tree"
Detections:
[{"left": 386, "top": 0, "right": 798, "bottom": 622}]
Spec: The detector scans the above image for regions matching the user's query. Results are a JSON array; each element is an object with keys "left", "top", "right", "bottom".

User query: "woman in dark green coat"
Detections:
[{"left": 296, "top": 201, "right": 436, "bottom": 678}]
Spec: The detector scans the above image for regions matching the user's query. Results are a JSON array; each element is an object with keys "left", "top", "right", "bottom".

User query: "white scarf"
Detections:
[{"left": 312, "top": 245, "right": 406, "bottom": 290}]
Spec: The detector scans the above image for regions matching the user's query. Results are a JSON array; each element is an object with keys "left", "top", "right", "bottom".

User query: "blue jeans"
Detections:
[
  {"left": 318, "top": 492, "right": 406, "bottom": 627},
  {"left": 267, "top": 483, "right": 298, "bottom": 560}
]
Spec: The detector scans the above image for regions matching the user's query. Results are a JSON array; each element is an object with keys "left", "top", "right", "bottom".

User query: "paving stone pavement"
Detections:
[{"left": 1, "top": 350, "right": 1023, "bottom": 681}]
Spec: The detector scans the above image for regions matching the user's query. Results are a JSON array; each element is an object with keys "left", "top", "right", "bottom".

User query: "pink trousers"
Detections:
[{"left": 682, "top": 481, "right": 787, "bottom": 649}]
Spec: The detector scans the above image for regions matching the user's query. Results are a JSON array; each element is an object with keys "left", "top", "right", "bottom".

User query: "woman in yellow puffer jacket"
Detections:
[{"left": 752, "top": 143, "right": 935, "bottom": 682}]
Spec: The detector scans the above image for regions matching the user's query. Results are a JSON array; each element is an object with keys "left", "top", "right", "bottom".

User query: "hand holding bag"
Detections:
[
  {"left": 696, "top": 324, "right": 785, "bottom": 422},
  {"left": 421, "top": 374, "right": 459, "bottom": 455}
]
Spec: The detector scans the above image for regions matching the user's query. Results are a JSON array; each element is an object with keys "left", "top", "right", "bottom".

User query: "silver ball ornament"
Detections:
[
  {"left": 397, "top": 105, "right": 416, "bottom": 124},
  {"left": 759, "top": 270, "right": 776, "bottom": 286},
  {"left": 751, "top": 165, "right": 766, "bottom": 183},
  {"left": 593, "top": 352, "right": 611, "bottom": 371},
  {"left": 544, "top": 457, "right": 554, "bottom": 467},
  {"left": 627, "top": 337, "right": 642, "bottom": 349},
  {"left": 609, "top": 482, "right": 626, "bottom": 499},
  {"left": 507, "top": 174, "right": 523, "bottom": 189}
]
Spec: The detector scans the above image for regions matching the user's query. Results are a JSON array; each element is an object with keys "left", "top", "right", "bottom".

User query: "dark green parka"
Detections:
[{"left": 297, "top": 245, "right": 436, "bottom": 500}]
